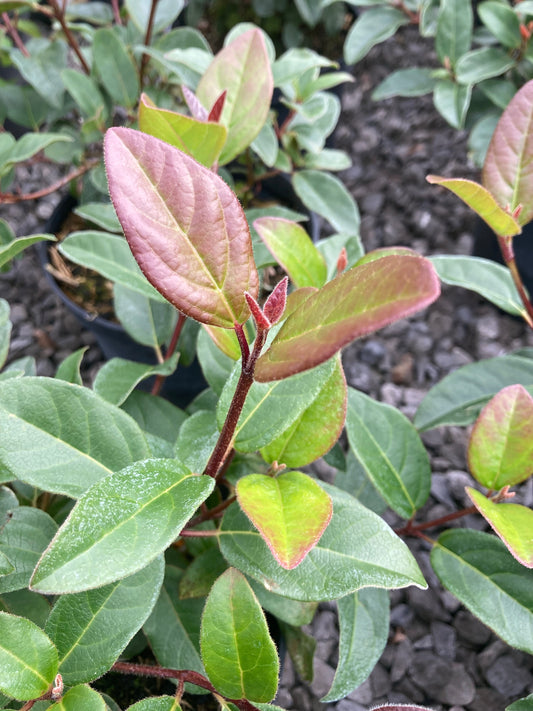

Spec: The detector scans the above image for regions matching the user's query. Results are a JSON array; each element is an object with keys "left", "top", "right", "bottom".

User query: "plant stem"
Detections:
[
  {"left": 2, "top": 12, "right": 30, "bottom": 56},
  {"left": 396, "top": 505, "right": 478, "bottom": 537},
  {"left": 111, "top": 662, "right": 259, "bottom": 711},
  {"left": 139, "top": 0, "right": 160, "bottom": 85},
  {"left": 111, "top": 0, "right": 122, "bottom": 25},
  {"left": 186, "top": 494, "right": 237, "bottom": 528},
  {"left": 0, "top": 158, "right": 100, "bottom": 204},
  {"left": 498, "top": 234, "right": 533, "bottom": 328},
  {"left": 203, "top": 328, "right": 267, "bottom": 479},
  {"left": 47, "top": 0, "right": 91, "bottom": 75},
  {"left": 151, "top": 311, "right": 187, "bottom": 396}
]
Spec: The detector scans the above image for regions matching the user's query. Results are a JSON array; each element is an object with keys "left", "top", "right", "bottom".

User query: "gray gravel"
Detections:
[{"left": 1, "top": 24, "right": 533, "bottom": 711}]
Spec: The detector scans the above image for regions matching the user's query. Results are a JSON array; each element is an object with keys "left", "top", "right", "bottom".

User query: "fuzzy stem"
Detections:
[
  {"left": 0, "top": 158, "right": 100, "bottom": 204},
  {"left": 498, "top": 234, "right": 533, "bottom": 328},
  {"left": 151, "top": 311, "right": 187, "bottom": 396}
]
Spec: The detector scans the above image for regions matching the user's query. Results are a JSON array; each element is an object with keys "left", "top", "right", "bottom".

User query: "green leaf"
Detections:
[
  {"left": 59, "top": 231, "right": 166, "bottom": 303},
  {"left": 372, "top": 68, "right": 436, "bottom": 100},
  {"left": 143, "top": 564, "right": 205, "bottom": 678},
  {"left": 196, "top": 29, "right": 273, "bottom": 165},
  {"left": 0, "top": 612, "right": 58, "bottom": 701},
  {"left": 61, "top": 69, "right": 108, "bottom": 121},
  {"left": 431, "top": 529, "right": 533, "bottom": 653},
  {"left": 175, "top": 410, "right": 220, "bottom": 472},
  {"left": 304, "top": 148, "right": 351, "bottom": 172},
  {"left": 126, "top": 697, "right": 181, "bottom": 711},
  {"left": 507, "top": 694, "right": 533, "bottom": 711},
  {"left": 0, "top": 588, "right": 51, "bottom": 628},
  {"left": 255, "top": 254, "right": 440, "bottom": 382},
  {"left": 345, "top": 388, "right": 431, "bottom": 519},
  {"left": 46, "top": 557, "right": 164, "bottom": 684},
  {"left": 322, "top": 588, "right": 389, "bottom": 702},
  {"left": 468, "top": 384, "right": 533, "bottom": 489},
  {"left": 0, "top": 377, "right": 150, "bottom": 497},
  {"left": 121, "top": 390, "right": 187, "bottom": 449},
  {"left": 114, "top": 285, "right": 177, "bottom": 351},
  {"left": 435, "top": 0, "right": 473, "bottom": 67},
  {"left": 55, "top": 347, "right": 87, "bottom": 386},
  {"left": 125, "top": 0, "right": 184, "bottom": 33},
  {"left": 92, "top": 28, "right": 140, "bottom": 109},
  {"left": 93, "top": 355, "right": 180, "bottom": 407},
  {"left": 236, "top": 471, "right": 333, "bottom": 570},
  {"left": 430, "top": 255, "right": 524, "bottom": 317},
  {"left": 280, "top": 622, "right": 315, "bottom": 682},
  {"left": 293, "top": 170, "right": 360, "bottom": 235},
  {"left": 478, "top": 1, "right": 521, "bottom": 48},
  {"left": 0, "top": 299, "right": 10, "bottom": 370},
  {"left": 138, "top": 94, "right": 227, "bottom": 169},
  {"left": 0, "top": 551, "right": 13, "bottom": 576},
  {"left": 220, "top": 483, "right": 426, "bottom": 602},
  {"left": 74, "top": 203, "right": 121, "bottom": 233},
  {"left": 272, "top": 48, "right": 334, "bottom": 86},
  {"left": 251, "top": 121, "right": 278, "bottom": 167},
  {"left": 426, "top": 176, "right": 521, "bottom": 236},
  {"left": 260, "top": 357, "right": 347, "bottom": 468},
  {"left": 483, "top": 79, "right": 533, "bottom": 226},
  {"left": 254, "top": 217, "right": 327, "bottom": 288},
  {"left": 196, "top": 328, "right": 237, "bottom": 395},
  {"left": 467, "top": 488, "right": 533, "bottom": 568},
  {"left": 48, "top": 684, "right": 106, "bottom": 710},
  {"left": 456, "top": 47, "right": 515, "bottom": 85},
  {"left": 218, "top": 358, "right": 336, "bottom": 451},
  {"left": 30, "top": 459, "right": 215, "bottom": 593},
  {"left": 179, "top": 548, "right": 228, "bottom": 599},
  {"left": 0, "top": 234, "right": 55, "bottom": 270},
  {"left": 414, "top": 354, "right": 533, "bottom": 430},
  {"left": 247, "top": 577, "right": 316, "bottom": 627},
  {"left": 0, "top": 507, "right": 58, "bottom": 594},
  {"left": 200, "top": 568, "right": 279, "bottom": 702},
  {"left": 11, "top": 41, "right": 67, "bottom": 108},
  {"left": 105, "top": 128, "right": 258, "bottom": 328},
  {"left": 433, "top": 79, "right": 471, "bottom": 129},
  {"left": 343, "top": 7, "right": 409, "bottom": 64}
]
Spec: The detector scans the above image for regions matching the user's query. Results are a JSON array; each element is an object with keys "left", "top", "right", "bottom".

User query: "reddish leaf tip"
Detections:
[
  {"left": 263, "top": 277, "right": 288, "bottom": 324},
  {"left": 245, "top": 292, "right": 271, "bottom": 330},
  {"left": 208, "top": 90, "right": 227, "bottom": 123}
]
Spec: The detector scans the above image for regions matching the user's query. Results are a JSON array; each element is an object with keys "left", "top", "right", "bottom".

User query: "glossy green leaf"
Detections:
[
  {"left": 218, "top": 358, "right": 335, "bottom": 451},
  {"left": 506, "top": 694, "right": 533, "bottom": 711},
  {"left": 430, "top": 255, "right": 524, "bottom": 317},
  {"left": 92, "top": 28, "right": 139, "bottom": 108},
  {"left": 55, "top": 347, "right": 87, "bottom": 386},
  {"left": 467, "top": 488, "right": 533, "bottom": 568},
  {"left": 456, "top": 47, "right": 515, "bottom": 85},
  {"left": 345, "top": 387, "right": 431, "bottom": 519},
  {"left": 59, "top": 231, "right": 165, "bottom": 302},
  {"left": 0, "top": 507, "right": 57, "bottom": 594},
  {"left": 105, "top": 128, "right": 258, "bottom": 328},
  {"left": 138, "top": 94, "right": 226, "bottom": 168},
  {"left": 0, "top": 588, "right": 51, "bottom": 628},
  {"left": 0, "top": 612, "right": 58, "bottom": 701},
  {"left": 61, "top": 69, "right": 108, "bottom": 121},
  {"left": 414, "top": 354, "right": 533, "bottom": 430},
  {"left": 46, "top": 557, "right": 164, "bottom": 684},
  {"left": 260, "top": 357, "right": 346, "bottom": 467},
  {"left": 220, "top": 483, "right": 426, "bottom": 601},
  {"left": 322, "top": 588, "right": 389, "bottom": 702},
  {"left": 433, "top": 79, "right": 472, "bottom": 129},
  {"left": 255, "top": 254, "right": 440, "bottom": 381},
  {"left": 372, "top": 68, "right": 436, "bottom": 100},
  {"left": 431, "top": 529, "right": 533, "bottom": 653},
  {"left": 254, "top": 217, "right": 327, "bottom": 288},
  {"left": 201, "top": 568, "right": 279, "bottom": 702},
  {"left": 114, "top": 284, "right": 177, "bottom": 350},
  {"left": 30, "top": 459, "right": 215, "bottom": 593},
  {"left": 0, "top": 377, "right": 149, "bottom": 497},
  {"left": 293, "top": 170, "right": 360, "bottom": 235},
  {"left": 468, "top": 384, "right": 533, "bottom": 489},
  {"left": 0, "top": 299, "right": 10, "bottom": 370},
  {"left": 144, "top": 564, "right": 205, "bottom": 677},
  {"left": 93, "top": 355, "right": 179, "bottom": 407},
  {"left": 483, "top": 79, "right": 533, "bottom": 226},
  {"left": 179, "top": 548, "right": 228, "bottom": 599},
  {"left": 236, "top": 471, "right": 333, "bottom": 570},
  {"left": 0, "top": 234, "right": 55, "bottom": 270},
  {"left": 196, "top": 29, "right": 273, "bottom": 165},
  {"left": 435, "top": 0, "right": 473, "bottom": 66},
  {"left": 344, "top": 7, "right": 409, "bottom": 64},
  {"left": 478, "top": 1, "right": 521, "bottom": 48},
  {"left": 127, "top": 697, "right": 181, "bottom": 711},
  {"left": 48, "top": 684, "right": 106, "bottom": 710},
  {"left": 426, "top": 177, "right": 521, "bottom": 236}
]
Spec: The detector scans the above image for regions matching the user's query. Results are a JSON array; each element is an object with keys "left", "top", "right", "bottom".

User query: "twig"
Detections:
[
  {"left": 0, "top": 159, "right": 100, "bottom": 204},
  {"left": 139, "top": 0, "right": 160, "bottom": 85},
  {"left": 2, "top": 12, "right": 30, "bottom": 56},
  {"left": 498, "top": 233, "right": 533, "bottom": 328},
  {"left": 47, "top": 0, "right": 91, "bottom": 75}
]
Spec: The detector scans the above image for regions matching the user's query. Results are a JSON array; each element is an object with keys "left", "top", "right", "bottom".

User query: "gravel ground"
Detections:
[{"left": 2, "top": 25, "right": 533, "bottom": 711}]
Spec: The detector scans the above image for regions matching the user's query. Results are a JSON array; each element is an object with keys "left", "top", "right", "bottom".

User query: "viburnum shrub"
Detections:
[{"left": 0, "top": 54, "right": 533, "bottom": 711}]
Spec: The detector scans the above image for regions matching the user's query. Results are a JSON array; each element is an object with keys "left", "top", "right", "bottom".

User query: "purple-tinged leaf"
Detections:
[
  {"left": 468, "top": 384, "right": 533, "bottom": 489},
  {"left": 263, "top": 276, "right": 288, "bottom": 324},
  {"left": 372, "top": 706, "right": 434, "bottom": 711},
  {"left": 196, "top": 29, "right": 273, "bottom": 165},
  {"left": 182, "top": 84, "right": 208, "bottom": 121},
  {"left": 255, "top": 254, "right": 440, "bottom": 382},
  {"left": 138, "top": 93, "right": 227, "bottom": 168},
  {"left": 467, "top": 488, "right": 533, "bottom": 568},
  {"left": 208, "top": 90, "right": 227, "bottom": 123},
  {"left": 245, "top": 292, "right": 271, "bottom": 330},
  {"left": 427, "top": 175, "right": 521, "bottom": 237},
  {"left": 483, "top": 78, "right": 533, "bottom": 226},
  {"left": 236, "top": 471, "right": 333, "bottom": 570},
  {"left": 104, "top": 128, "right": 258, "bottom": 329},
  {"left": 355, "top": 246, "right": 419, "bottom": 266}
]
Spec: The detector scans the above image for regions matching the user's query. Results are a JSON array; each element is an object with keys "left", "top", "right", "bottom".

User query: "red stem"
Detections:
[
  {"left": 111, "top": 662, "right": 259, "bottom": 711},
  {"left": 139, "top": 0, "right": 160, "bottom": 85},
  {"left": 47, "top": 0, "right": 91, "bottom": 74},
  {"left": 396, "top": 505, "right": 478, "bottom": 537},
  {"left": 0, "top": 159, "right": 100, "bottom": 204},
  {"left": 151, "top": 311, "right": 187, "bottom": 396},
  {"left": 111, "top": 0, "right": 122, "bottom": 25},
  {"left": 498, "top": 234, "right": 533, "bottom": 328},
  {"left": 2, "top": 12, "right": 30, "bottom": 56}
]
